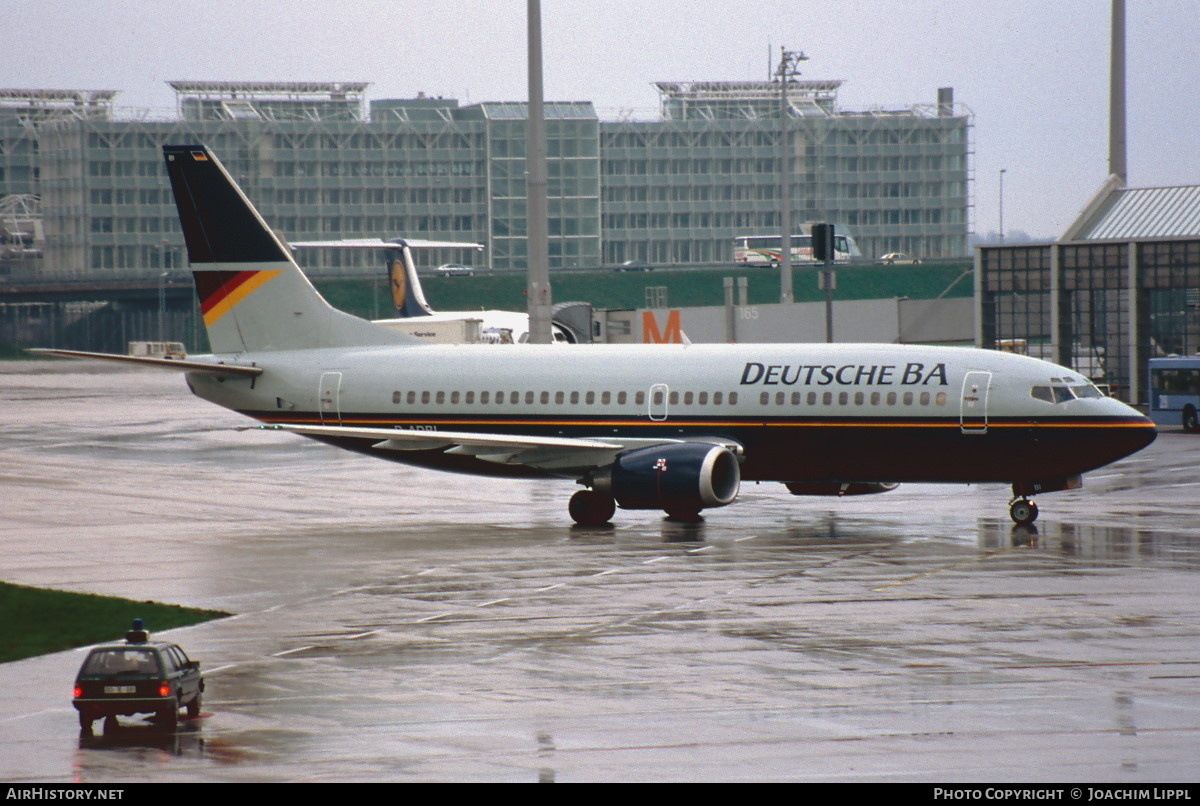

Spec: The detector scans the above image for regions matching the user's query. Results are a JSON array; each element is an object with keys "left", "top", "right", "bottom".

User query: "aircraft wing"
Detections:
[
  {"left": 261, "top": 423, "right": 739, "bottom": 473},
  {"left": 26, "top": 349, "right": 264, "bottom": 378}
]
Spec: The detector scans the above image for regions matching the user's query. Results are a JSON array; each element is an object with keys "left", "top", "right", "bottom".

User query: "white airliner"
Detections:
[
  {"left": 34, "top": 145, "right": 1157, "bottom": 526},
  {"left": 288, "top": 238, "right": 576, "bottom": 344}
]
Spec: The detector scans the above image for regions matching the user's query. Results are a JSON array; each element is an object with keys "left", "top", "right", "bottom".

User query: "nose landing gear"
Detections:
[{"left": 1009, "top": 497, "right": 1039, "bottom": 526}]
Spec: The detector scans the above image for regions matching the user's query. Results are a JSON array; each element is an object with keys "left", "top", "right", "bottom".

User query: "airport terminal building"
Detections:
[
  {"left": 1, "top": 79, "right": 971, "bottom": 277},
  {"left": 978, "top": 176, "right": 1200, "bottom": 406}
]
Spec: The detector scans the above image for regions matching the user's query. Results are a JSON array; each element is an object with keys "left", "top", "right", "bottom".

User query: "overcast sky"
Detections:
[{"left": 4, "top": 0, "right": 1197, "bottom": 241}]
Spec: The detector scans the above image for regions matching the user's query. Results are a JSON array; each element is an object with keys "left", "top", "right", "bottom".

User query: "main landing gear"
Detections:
[
  {"left": 1008, "top": 497, "right": 1039, "bottom": 526},
  {"left": 569, "top": 489, "right": 615, "bottom": 526}
]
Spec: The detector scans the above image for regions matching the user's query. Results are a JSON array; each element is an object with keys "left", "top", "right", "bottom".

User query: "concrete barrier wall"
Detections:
[{"left": 602, "top": 297, "right": 973, "bottom": 345}]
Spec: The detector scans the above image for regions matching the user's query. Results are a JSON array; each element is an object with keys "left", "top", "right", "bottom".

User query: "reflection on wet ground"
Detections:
[{"left": 1, "top": 363, "right": 1198, "bottom": 781}]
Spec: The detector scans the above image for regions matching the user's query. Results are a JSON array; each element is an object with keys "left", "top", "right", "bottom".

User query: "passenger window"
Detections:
[
  {"left": 729, "top": 392, "right": 738, "bottom": 404},
  {"left": 540, "top": 391, "right": 549, "bottom": 404},
  {"left": 854, "top": 391, "right": 864, "bottom": 405},
  {"left": 392, "top": 391, "right": 401, "bottom": 404},
  {"left": 618, "top": 391, "right": 628, "bottom": 405},
  {"left": 838, "top": 391, "right": 848, "bottom": 405},
  {"left": 480, "top": 391, "right": 490, "bottom": 404},
  {"left": 886, "top": 391, "right": 897, "bottom": 405},
  {"left": 697, "top": 391, "right": 708, "bottom": 405},
  {"left": 525, "top": 391, "right": 534, "bottom": 405},
  {"left": 636, "top": 391, "right": 646, "bottom": 406},
  {"left": 807, "top": 391, "right": 817, "bottom": 405},
  {"left": 822, "top": 391, "right": 832, "bottom": 405},
  {"left": 935, "top": 392, "right": 946, "bottom": 406},
  {"left": 713, "top": 391, "right": 723, "bottom": 405},
  {"left": 870, "top": 391, "right": 880, "bottom": 405},
  {"left": 682, "top": 391, "right": 692, "bottom": 405},
  {"left": 669, "top": 391, "right": 678, "bottom": 405},
  {"left": 570, "top": 391, "right": 580, "bottom": 404},
  {"left": 450, "top": 391, "right": 460, "bottom": 404},
  {"left": 586, "top": 391, "right": 595, "bottom": 404},
  {"left": 465, "top": 391, "right": 475, "bottom": 404},
  {"left": 555, "top": 391, "right": 564, "bottom": 404},
  {"left": 791, "top": 391, "right": 801, "bottom": 405},
  {"left": 436, "top": 391, "right": 445, "bottom": 404},
  {"left": 421, "top": 391, "right": 431, "bottom": 404},
  {"left": 407, "top": 391, "right": 416, "bottom": 404},
  {"left": 902, "top": 392, "right": 913, "bottom": 405},
  {"left": 775, "top": 391, "right": 785, "bottom": 405},
  {"left": 760, "top": 391, "right": 770, "bottom": 405},
  {"left": 919, "top": 391, "right": 930, "bottom": 406},
  {"left": 602, "top": 391, "right": 612, "bottom": 405}
]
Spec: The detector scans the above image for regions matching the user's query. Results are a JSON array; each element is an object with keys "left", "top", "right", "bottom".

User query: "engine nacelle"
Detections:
[
  {"left": 785, "top": 482, "right": 900, "bottom": 496},
  {"left": 592, "top": 443, "right": 741, "bottom": 513}
]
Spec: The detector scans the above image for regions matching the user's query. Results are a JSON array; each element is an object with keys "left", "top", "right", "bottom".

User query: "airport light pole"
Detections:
[
  {"left": 525, "top": 0, "right": 553, "bottom": 344},
  {"left": 776, "top": 47, "right": 808, "bottom": 305},
  {"left": 998, "top": 168, "right": 1006, "bottom": 243}
]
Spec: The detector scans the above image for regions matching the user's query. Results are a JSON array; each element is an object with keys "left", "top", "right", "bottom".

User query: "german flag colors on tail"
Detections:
[
  {"left": 195, "top": 270, "right": 282, "bottom": 327},
  {"left": 162, "top": 144, "right": 414, "bottom": 354}
]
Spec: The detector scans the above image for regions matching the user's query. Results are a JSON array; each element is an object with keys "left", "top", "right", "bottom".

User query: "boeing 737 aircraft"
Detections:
[
  {"left": 289, "top": 238, "right": 576, "bottom": 343},
  {"left": 34, "top": 145, "right": 1157, "bottom": 526}
]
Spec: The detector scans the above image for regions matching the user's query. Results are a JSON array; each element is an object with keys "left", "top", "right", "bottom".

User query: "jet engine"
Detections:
[{"left": 591, "top": 443, "right": 741, "bottom": 517}]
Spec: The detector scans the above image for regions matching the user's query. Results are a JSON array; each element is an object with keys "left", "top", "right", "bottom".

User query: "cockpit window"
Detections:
[
  {"left": 1071, "top": 383, "right": 1104, "bottom": 398},
  {"left": 1030, "top": 385, "right": 1080, "bottom": 404}
]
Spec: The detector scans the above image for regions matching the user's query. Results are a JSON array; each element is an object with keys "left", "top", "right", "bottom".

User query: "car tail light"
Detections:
[
  {"left": 158, "top": 682, "right": 170, "bottom": 697},
  {"left": 73, "top": 686, "right": 82, "bottom": 698}
]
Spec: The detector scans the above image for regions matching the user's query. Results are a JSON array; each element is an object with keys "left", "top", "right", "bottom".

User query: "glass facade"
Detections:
[
  {"left": 980, "top": 238, "right": 1200, "bottom": 404},
  {"left": 4, "top": 80, "right": 971, "bottom": 277}
]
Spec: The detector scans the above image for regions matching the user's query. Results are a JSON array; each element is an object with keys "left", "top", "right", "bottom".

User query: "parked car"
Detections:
[
  {"left": 615, "top": 260, "right": 654, "bottom": 272},
  {"left": 72, "top": 621, "right": 203, "bottom": 735},
  {"left": 877, "top": 252, "right": 921, "bottom": 264},
  {"left": 436, "top": 263, "right": 475, "bottom": 276}
]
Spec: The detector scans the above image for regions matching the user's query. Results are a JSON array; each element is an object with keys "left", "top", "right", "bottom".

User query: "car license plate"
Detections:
[{"left": 104, "top": 686, "right": 136, "bottom": 694}]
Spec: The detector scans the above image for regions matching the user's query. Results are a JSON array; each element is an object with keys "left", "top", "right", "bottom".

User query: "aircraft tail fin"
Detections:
[
  {"left": 386, "top": 244, "right": 435, "bottom": 317},
  {"left": 163, "top": 144, "right": 413, "bottom": 354}
]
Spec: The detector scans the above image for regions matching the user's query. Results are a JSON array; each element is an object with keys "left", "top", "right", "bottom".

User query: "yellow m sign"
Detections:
[{"left": 642, "top": 310, "right": 683, "bottom": 344}]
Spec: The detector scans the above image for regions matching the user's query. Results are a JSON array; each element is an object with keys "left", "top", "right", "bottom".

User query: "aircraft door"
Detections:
[
  {"left": 960, "top": 371, "right": 991, "bottom": 434},
  {"left": 648, "top": 383, "right": 669, "bottom": 421},
  {"left": 319, "top": 372, "right": 343, "bottom": 425}
]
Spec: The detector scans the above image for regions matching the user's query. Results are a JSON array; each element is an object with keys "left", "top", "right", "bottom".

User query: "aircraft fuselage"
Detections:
[{"left": 187, "top": 341, "right": 1155, "bottom": 488}]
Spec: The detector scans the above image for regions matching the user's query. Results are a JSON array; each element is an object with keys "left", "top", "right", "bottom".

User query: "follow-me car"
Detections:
[
  {"left": 72, "top": 621, "right": 203, "bottom": 734},
  {"left": 33, "top": 146, "right": 1156, "bottom": 527}
]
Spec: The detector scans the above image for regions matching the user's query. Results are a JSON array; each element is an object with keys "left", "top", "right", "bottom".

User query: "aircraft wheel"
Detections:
[
  {"left": 1009, "top": 499, "right": 1039, "bottom": 526},
  {"left": 1183, "top": 406, "right": 1199, "bottom": 433},
  {"left": 569, "top": 490, "right": 615, "bottom": 526}
]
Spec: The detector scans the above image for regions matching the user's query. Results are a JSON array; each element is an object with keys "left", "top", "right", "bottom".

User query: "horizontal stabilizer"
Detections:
[
  {"left": 27, "top": 349, "right": 263, "bottom": 377},
  {"left": 289, "top": 238, "right": 484, "bottom": 250}
]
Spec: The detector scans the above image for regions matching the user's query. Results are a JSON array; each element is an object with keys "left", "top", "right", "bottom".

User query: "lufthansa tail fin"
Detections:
[
  {"left": 163, "top": 145, "right": 412, "bottom": 354},
  {"left": 386, "top": 244, "right": 435, "bottom": 317}
]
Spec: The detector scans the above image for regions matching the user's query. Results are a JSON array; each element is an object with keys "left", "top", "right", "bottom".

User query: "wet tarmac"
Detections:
[{"left": 1, "top": 361, "right": 1198, "bottom": 782}]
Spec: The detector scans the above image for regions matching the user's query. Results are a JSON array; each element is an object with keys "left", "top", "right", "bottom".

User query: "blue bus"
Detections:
[{"left": 1148, "top": 356, "right": 1200, "bottom": 432}]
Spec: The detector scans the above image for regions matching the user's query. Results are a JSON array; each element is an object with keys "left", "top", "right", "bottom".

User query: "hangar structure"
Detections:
[{"left": 977, "top": 175, "right": 1200, "bottom": 406}]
